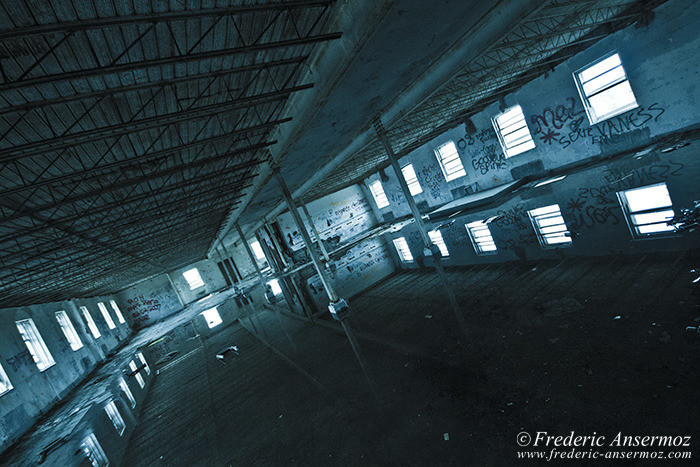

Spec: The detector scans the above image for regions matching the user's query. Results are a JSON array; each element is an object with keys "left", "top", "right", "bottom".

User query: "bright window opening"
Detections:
[
  {"left": 97, "top": 302, "right": 116, "bottom": 330},
  {"left": 0, "top": 363, "right": 13, "bottom": 396},
  {"left": 183, "top": 268, "right": 205, "bottom": 290},
  {"left": 120, "top": 379, "right": 136, "bottom": 408},
  {"left": 251, "top": 241, "right": 266, "bottom": 261},
  {"left": 200, "top": 307, "right": 222, "bottom": 328},
  {"left": 492, "top": 105, "right": 536, "bottom": 158},
  {"left": 528, "top": 204, "right": 572, "bottom": 247},
  {"left": 434, "top": 141, "right": 466, "bottom": 181},
  {"left": 575, "top": 52, "right": 638, "bottom": 124},
  {"left": 137, "top": 352, "right": 150, "bottom": 375},
  {"left": 110, "top": 300, "right": 126, "bottom": 324},
  {"left": 392, "top": 237, "right": 414, "bottom": 262},
  {"left": 618, "top": 183, "right": 675, "bottom": 237},
  {"left": 82, "top": 433, "right": 109, "bottom": 467},
  {"left": 466, "top": 221, "right": 497, "bottom": 255},
  {"left": 129, "top": 360, "right": 145, "bottom": 388},
  {"left": 104, "top": 400, "right": 126, "bottom": 436},
  {"left": 81, "top": 306, "right": 101, "bottom": 339},
  {"left": 428, "top": 230, "right": 450, "bottom": 257},
  {"left": 16, "top": 319, "right": 55, "bottom": 372},
  {"left": 401, "top": 164, "right": 423, "bottom": 196},
  {"left": 369, "top": 180, "right": 390, "bottom": 209},
  {"left": 268, "top": 279, "right": 283, "bottom": 295},
  {"left": 55, "top": 310, "right": 83, "bottom": 351}
]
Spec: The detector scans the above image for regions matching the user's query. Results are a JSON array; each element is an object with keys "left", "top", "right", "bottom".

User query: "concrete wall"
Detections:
[
  {"left": 276, "top": 185, "right": 397, "bottom": 309},
  {"left": 114, "top": 274, "right": 182, "bottom": 330},
  {"left": 366, "top": 0, "right": 700, "bottom": 268},
  {"left": 169, "top": 258, "right": 229, "bottom": 304},
  {"left": 0, "top": 295, "right": 131, "bottom": 453},
  {"left": 365, "top": 0, "right": 699, "bottom": 219}
]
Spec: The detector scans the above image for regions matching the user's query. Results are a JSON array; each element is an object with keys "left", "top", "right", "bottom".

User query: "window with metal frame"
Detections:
[
  {"left": 104, "top": 400, "right": 126, "bottom": 436},
  {"left": 120, "top": 378, "right": 136, "bottom": 408},
  {"left": 0, "top": 363, "right": 13, "bottom": 396},
  {"left": 492, "top": 105, "right": 536, "bottom": 158},
  {"left": 618, "top": 183, "right": 675, "bottom": 238},
  {"left": 574, "top": 52, "right": 638, "bottom": 124},
  {"left": 82, "top": 433, "right": 109, "bottom": 467},
  {"left": 97, "top": 302, "right": 116, "bottom": 330},
  {"left": 109, "top": 300, "right": 126, "bottom": 324},
  {"left": 55, "top": 310, "right": 83, "bottom": 351},
  {"left": 369, "top": 180, "right": 390, "bottom": 208},
  {"left": 129, "top": 360, "right": 145, "bottom": 388},
  {"left": 466, "top": 221, "right": 497, "bottom": 254},
  {"left": 428, "top": 230, "right": 450, "bottom": 257},
  {"left": 401, "top": 163, "right": 423, "bottom": 195},
  {"left": 392, "top": 237, "right": 414, "bottom": 262},
  {"left": 15, "top": 319, "right": 55, "bottom": 371},
  {"left": 528, "top": 204, "right": 572, "bottom": 247},
  {"left": 183, "top": 268, "right": 205, "bottom": 290},
  {"left": 200, "top": 307, "right": 222, "bottom": 328},
  {"left": 137, "top": 352, "right": 150, "bottom": 375},
  {"left": 81, "top": 306, "right": 101, "bottom": 339},
  {"left": 433, "top": 141, "right": 466, "bottom": 181}
]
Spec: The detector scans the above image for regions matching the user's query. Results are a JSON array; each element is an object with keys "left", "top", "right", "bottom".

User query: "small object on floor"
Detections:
[
  {"left": 216, "top": 346, "right": 240, "bottom": 365},
  {"left": 443, "top": 433, "right": 450, "bottom": 441},
  {"left": 425, "top": 315, "right": 432, "bottom": 319},
  {"left": 613, "top": 315, "right": 621, "bottom": 320}
]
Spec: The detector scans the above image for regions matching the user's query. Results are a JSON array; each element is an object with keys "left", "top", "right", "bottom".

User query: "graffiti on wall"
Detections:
[
  {"left": 5, "top": 349, "right": 33, "bottom": 371},
  {"left": 469, "top": 143, "right": 507, "bottom": 175},
  {"left": 530, "top": 97, "right": 666, "bottom": 148},
  {"left": 420, "top": 163, "right": 445, "bottom": 199},
  {"left": 126, "top": 294, "right": 162, "bottom": 325}
]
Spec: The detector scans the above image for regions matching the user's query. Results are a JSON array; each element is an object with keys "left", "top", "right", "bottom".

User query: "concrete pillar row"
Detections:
[{"left": 373, "top": 118, "right": 469, "bottom": 340}]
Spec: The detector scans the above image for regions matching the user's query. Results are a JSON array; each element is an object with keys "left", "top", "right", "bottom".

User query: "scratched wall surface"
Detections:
[
  {"left": 366, "top": 0, "right": 700, "bottom": 269},
  {"left": 365, "top": 0, "right": 698, "bottom": 219},
  {"left": 275, "top": 185, "right": 396, "bottom": 309},
  {"left": 0, "top": 295, "right": 131, "bottom": 452},
  {"left": 114, "top": 274, "right": 182, "bottom": 330}
]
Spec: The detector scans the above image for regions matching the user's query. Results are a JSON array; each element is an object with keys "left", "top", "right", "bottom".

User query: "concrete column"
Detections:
[
  {"left": 235, "top": 223, "right": 296, "bottom": 351},
  {"left": 272, "top": 166, "right": 377, "bottom": 396},
  {"left": 300, "top": 199, "right": 330, "bottom": 262},
  {"left": 215, "top": 247, "right": 234, "bottom": 286},
  {"left": 373, "top": 119, "right": 468, "bottom": 339},
  {"left": 166, "top": 272, "right": 186, "bottom": 307}
]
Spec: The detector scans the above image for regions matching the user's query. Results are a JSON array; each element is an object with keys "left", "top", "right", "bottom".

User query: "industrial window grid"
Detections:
[
  {"left": 428, "top": 230, "right": 450, "bottom": 257},
  {"left": 574, "top": 52, "right": 638, "bottom": 124},
  {"left": 466, "top": 221, "right": 498, "bottom": 255},
  {"left": 120, "top": 379, "right": 136, "bottom": 408},
  {"left": 0, "top": 363, "right": 13, "bottom": 396},
  {"left": 97, "top": 302, "right": 116, "bottom": 330},
  {"left": 183, "top": 268, "right": 205, "bottom": 290},
  {"left": 137, "top": 352, "right": 151, "bottom": 375},
  {"left": 109, "top": 300, "right": 126, "bottom": 324},
  {"left": 401, "top": 163, "right": 423, "bottom": 196},
  {"left": 392, "top": 237, "right": 414, "bottom": 262},
  {"left": 80, "top": 306, "right": 101, "bottom": 339},
  {"left": 129, "top": 360, "right": 145, "bottom": 388},
  {"left": 369, "top": 180, "right": 390, "bottom": 208},
  {"left": 16, "top": 319, "right": 55, "bottom": 372},
  {"left": 434, "top": 141, "right": 466, "bottom": 181},
  {"left": 618, "top": 183, "right": 675, "bottom": 238},
  {"left": 82, "top": 433, "right": 109, "bottom": 467},
  {"left": 201, "top": 307, "right": 222, "bottom": 328},
  {"left": 104, "top": 400, "right": 126, "bottom": 436},
  {"left": 492, "top": 105, "right": 536, "bottom": 158},
  {"left": 55, "top": 310, "right": 83, "bottom": 351},
  {"left": 528, "top": 204, "right": 572, "bottom": 247}
]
